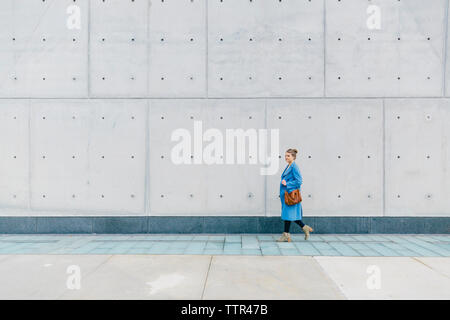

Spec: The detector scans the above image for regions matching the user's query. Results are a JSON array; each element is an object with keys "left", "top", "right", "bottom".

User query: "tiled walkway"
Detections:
[{"left": 0, "top": 234, "right": 449, "bottom": 256}]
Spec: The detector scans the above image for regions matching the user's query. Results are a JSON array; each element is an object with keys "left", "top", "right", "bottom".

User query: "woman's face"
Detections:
[{"left": 285, "top": 152, "right": 294, "bottom": 163}]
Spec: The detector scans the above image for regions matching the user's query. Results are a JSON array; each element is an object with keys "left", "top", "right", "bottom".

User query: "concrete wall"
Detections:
[{"left": 0, "top": 0, "right": 449, "bottom": 232}]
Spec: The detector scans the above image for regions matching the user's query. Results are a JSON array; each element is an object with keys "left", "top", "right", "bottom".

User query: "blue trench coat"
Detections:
[{"left": 280, "top": 161, "right": 303, "bottom": 221}]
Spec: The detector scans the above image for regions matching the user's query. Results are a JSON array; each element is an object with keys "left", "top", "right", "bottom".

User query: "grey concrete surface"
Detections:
[
  {"left": 0, "top": 254, "right": 448, "bottom": 299},
  {"left": 0, "top": 1, "right": 450, "bottom": 224},
  {"left": 59, "top": 255, "right": 211, "bottom": 300},
  {"left": 315, "top": 256, "right": 450, "bottom": 299},
  {"left": 202, "top": 256, "right": 345, "bottom": 300},
  {"left": 0, "top": 254, "right": 110, "bottom": 300}
]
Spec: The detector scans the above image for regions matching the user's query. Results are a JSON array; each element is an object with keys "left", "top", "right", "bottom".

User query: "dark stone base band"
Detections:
[{"left": 0, "top": 216, "right": 448, "bottom": 234}]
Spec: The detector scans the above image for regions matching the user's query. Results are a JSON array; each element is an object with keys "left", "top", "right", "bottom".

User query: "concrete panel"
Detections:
[
  {"left": 445, "top": 2, "right": 450, "bottom": 97},
  {"left": 148, "top": 99, "right": 207, "bottom": 215},
  {"left": 90, "top": 0, "right": 148, "bottom": 97},
  {"left": 148, "top": 0, "right": 206, "bottom": 97},
  {"left": 385, "top": 99, "right": 450, "bottom": 216},
  {"left": 0, "top": 100, "right": 29, "bottom": 209},
  {"left": 326, "top": 0, "right": 445, "bottom": 97},
  {"left": 59, "top": 255, "right": 211, "bottom": 299},
  {"left": 0, "top": 255, "right": 111, "bottom": 299},
  {"left": 148, "top": 99, "right": 265, "bottom": 215},
  {"left": 315, "top": 256, "right": 450, "bottom": 299},
  {"left": 203, "top": 256, "right": 344, "bottom": 299},
  {"left": 208, "top": 0, "right": 324, "bottom": 97},
  {"left": 266, "top": 99, "right": 383, "bottom": 216},
  {"left": 203, "top": 99, "right": 266, "bottom": 215},
  {"left": 0, "top": 1, "right": 15, "bottom": 96},
  {"left": 30, "top": 100, "right": 147, "bottom": 215},
  {"left": 0, "top": 0, "right": 88, "bottom": 97}
]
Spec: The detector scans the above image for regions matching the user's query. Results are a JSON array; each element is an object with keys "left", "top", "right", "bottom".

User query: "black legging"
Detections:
[{"left": 284, "top": 220, "right": 305, "bottom": 233}]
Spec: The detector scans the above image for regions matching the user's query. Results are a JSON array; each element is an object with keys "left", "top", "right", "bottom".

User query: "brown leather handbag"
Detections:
[{"left": 284, "top": 189, "right": 302, "bottom": 205}]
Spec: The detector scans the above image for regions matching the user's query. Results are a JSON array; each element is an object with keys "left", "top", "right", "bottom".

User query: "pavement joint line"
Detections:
[
  {"left": 201, "top": 255, "right": 213, "bottom": 300},
  {"left": 411, "top": 257, "right": 450, "bottom": 280},
  {"left": 313, "top": 256, "right": 348, "bottom": 299}
]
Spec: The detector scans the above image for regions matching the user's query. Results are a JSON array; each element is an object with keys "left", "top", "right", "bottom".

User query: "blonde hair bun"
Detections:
[{"left": 286, "top": 148, "right": 298, "bottom": 159}]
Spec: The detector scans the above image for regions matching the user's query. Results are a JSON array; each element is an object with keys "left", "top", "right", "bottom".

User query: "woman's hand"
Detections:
[{"left": 281, "top": 179, "right": 286, "bottom": 186}]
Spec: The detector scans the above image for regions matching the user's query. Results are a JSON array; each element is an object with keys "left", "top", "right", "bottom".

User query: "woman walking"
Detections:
[{"left": 277, "top": 148, "right": 314, "bottom": 242}]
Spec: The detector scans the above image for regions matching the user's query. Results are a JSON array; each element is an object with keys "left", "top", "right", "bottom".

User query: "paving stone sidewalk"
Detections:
[{"left": 0, "top": 233, "right": 448, "bottom": 257}]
